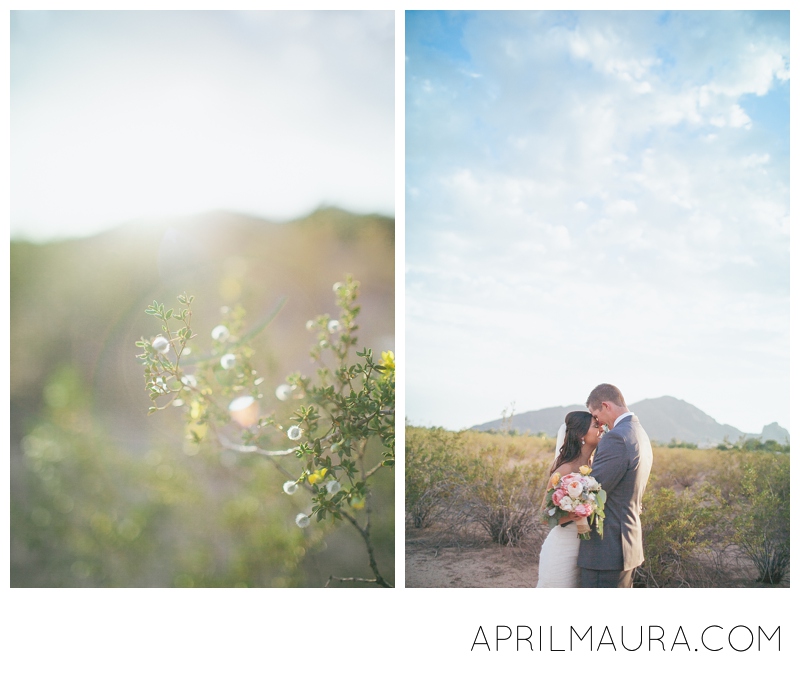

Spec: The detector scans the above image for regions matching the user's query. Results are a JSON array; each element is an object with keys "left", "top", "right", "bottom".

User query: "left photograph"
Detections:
[{"left": 10, "top": 10, "right": 395, "bottom": 588}]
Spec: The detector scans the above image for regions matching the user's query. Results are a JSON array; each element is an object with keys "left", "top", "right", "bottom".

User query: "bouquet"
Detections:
[{"left": 543, "top": 465, "right": 606, "bottom": 540}]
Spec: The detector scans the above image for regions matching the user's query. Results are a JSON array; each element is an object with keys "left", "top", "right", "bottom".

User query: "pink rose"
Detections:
[
  {"left": 552, "top": 488, "right": 567, "bottom": 505},
  {"left": 573, "top": 503, "right": 593, "bottom": 518},
  {"left": 560, "top": 473, "right": 579, "bottom": 485}
]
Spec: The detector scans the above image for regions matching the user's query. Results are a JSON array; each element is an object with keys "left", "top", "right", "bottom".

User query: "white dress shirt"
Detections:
[{"left": 613, "top": 411, "right": 634, "bottom": 428}]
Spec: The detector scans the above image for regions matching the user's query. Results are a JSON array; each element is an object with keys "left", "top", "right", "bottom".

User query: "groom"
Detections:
[{"left": 578, "top": 384, "right": 652, "bottom": 588}]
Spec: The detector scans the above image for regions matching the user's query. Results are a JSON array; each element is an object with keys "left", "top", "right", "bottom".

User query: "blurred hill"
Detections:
[
  {"left": 472, "top": 395, "right": 789, "bottom": 447},
  {"left": 11, "top": 207, "right": 394, "bottom": 443},
  {"left": 10, "top": 207, "right": 394, "bottom": 587}
]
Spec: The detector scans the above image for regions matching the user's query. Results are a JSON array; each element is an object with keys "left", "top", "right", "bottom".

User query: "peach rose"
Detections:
[
  {"left": 566, "top": 480, "right": 583, "bottom": 499},
  {"left": 573, "top": 503, "right": 593, "bottom": 518}
]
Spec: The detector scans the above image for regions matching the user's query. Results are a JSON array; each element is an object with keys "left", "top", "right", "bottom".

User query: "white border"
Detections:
[{"left": 4, "top": 5, "right": 797, "bottom": 676}]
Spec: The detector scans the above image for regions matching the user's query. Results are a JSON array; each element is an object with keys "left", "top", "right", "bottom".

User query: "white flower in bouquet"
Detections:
[
  {"left": 566, "top": 479, "right": 584, "bottom": 499},
  {"left": 558, "top": 495, "right": 574, "bottom": 510}
]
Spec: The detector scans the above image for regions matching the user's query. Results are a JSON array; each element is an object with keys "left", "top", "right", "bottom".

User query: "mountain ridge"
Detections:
[{"left": 471, "top": 395, "right": 789, "bottom": 447}]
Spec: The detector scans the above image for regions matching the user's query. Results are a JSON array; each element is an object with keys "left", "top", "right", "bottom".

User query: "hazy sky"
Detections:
[
  {"left": 10, "top": 10, "right": 394, "bottom": 240},
  {"left": 406, "top": 10, "right": 789, "bottom": 434}
]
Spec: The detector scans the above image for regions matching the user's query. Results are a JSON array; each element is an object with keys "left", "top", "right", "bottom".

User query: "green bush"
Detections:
[
  {"left": 636, "top": 484, "right": 717, "bottom": 587},
  {"left": 405, "top": 426, "right": 551, "bottom": 546},
  {"left": 136, "top": 278, "right": 395, "bottom": 587},
  {"left": 461, "top": 459, "right": 547, "bottom": 546},
  {"left": 405, "top": 428, "right": 468, "bottom": 529},
  {"left": 13, "top": 365, "right": 311, "bottom": 587},
  {"left": 637, "top": 446, "right": 790, "bottom": 587},
  {"left": 726, "top": 453, "right": 789, "bottom": 583}
]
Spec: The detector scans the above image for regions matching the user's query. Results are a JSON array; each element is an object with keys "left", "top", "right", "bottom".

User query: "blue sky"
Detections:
[
  {"left": 10, "top": 10, "right": 394, "bottom": 240},
  {"left": 406, "top": 10, "right": 789, "bottom": 434}
]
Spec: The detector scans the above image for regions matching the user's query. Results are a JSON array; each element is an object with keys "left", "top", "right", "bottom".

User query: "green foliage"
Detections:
[
  {"left": 637, "top": 445, "right": 790, "bottom": 587},
  {"left": 405, "top": 432, "right": 790, "bottom": 587},
  {"left": 137, "top": 277, "right": 395, "bottom": 587},
  {"left": 666, "top": 438, "right": 698, "bottom": 449},
  {"left": 405, "top": 427, "right": 469, "bottom": 529},
  {"left": 11, "top": 210, "right": 394, "bottom": 588},
  {"left": 405, "top": 426, "right": 551, "bottom": 546},
  {"left": 466, "top": 459, "right": 543, "bottom": 546},
  {"left": 716, "top": 436, "right": 789, "bottom": 453},
  {"left": 726, "top": 453, "right": 790, "bottom": 584},
  {"left": 12, "top": 365, "right": 311, "bottom": 587},
  {"left": 636, "top": 485, "right": 717, "bottom": 587}
]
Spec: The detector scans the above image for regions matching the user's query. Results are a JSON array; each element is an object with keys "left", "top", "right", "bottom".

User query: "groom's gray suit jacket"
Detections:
[{"left": 577, "top": 414, "right": 653, "bottom": 571}]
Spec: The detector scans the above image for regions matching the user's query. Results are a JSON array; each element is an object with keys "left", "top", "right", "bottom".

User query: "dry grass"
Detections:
[{"left": 406, "top": 427, "right": 790, "bottom": 588}]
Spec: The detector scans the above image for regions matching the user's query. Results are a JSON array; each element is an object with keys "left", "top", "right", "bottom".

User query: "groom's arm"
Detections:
[{"left": 591, "top": 432, "right": 628, "bottom": 495}]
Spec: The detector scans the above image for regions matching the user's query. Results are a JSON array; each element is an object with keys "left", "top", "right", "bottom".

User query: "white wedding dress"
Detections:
[
  {"left": 535, "top": 521, "right": 580, "bottom": 587},
  {"left": 535, "top": 422, "right": 580, "bottom": 588}
]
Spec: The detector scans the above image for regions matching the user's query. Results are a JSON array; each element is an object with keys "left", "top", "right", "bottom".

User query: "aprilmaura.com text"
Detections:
[{"left": 471, "top": 625, "right": 779, "bottom": 652}]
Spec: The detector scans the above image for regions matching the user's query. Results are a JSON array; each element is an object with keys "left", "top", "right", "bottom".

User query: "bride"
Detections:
[{"left": 535, "top": 411, "right": 603, "bottom": 588}]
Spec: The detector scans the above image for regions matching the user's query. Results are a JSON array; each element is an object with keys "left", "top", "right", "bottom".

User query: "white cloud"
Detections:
[
  {"left": 407, "top": 10, "right": 789, "bottom": 433},
  {"left": 729, "top": 104, "right": 753, "bottom": 129}
]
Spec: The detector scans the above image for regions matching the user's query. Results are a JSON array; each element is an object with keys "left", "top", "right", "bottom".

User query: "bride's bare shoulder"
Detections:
[
  {"left": 550, "top": 464, "right": 572, "bottom": 483},
  {"left": 552, "top": 463, "right": 576, "bottom": 477}
]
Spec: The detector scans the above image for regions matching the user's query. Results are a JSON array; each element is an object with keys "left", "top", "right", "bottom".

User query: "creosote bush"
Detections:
[
  {"left": 137, "top": 277, "right": 394, "bottom": 587},
  {"left": 405, "top": 426, "right": 551, "bottom": 547},
  {"left": 637, "top": 447, "right": 790, "bottom": 587},
  {"left": 407, "top": 428, "right": 789, "bottom": 587}
]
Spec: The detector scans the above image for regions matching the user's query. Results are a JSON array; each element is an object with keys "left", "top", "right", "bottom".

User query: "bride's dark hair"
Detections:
[{"left": 550, "top": 411, "right": 593, "bottom": 473}]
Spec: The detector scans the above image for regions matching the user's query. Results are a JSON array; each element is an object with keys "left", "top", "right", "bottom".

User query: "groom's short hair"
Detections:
[{"left": 587, "top": 383, "right": 626, "bottom": 410}]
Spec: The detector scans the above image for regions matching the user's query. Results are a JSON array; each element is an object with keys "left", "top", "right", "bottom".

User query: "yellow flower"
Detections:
[
  {"left": 189, "top": 400, "right": 203, "bottom": 420},
  {"left": 380, "top": 350, "right": 395, "bottom": 371},
  {"left": 308, "top": 468, "right": 328, "bottom": 485},
  {"left": 548, "top": 472, "right": 561, "bottom": 489},
  {"left": 579, "top": 465, "right": 592, "bottom": 475}
]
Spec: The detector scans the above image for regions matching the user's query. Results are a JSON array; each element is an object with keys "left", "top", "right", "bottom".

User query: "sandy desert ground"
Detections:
[{"left": 405, "top": 525, "right": 788, "bottom": 588}]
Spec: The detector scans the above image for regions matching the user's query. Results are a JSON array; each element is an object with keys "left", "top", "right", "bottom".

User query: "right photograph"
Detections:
[{"left": 404, "top": 10, "right": 789, "bottom": 588}]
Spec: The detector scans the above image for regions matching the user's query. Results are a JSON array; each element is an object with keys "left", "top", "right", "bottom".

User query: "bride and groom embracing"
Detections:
[{"left": 536, "top": 384, "right": 653, "bottom": 588}]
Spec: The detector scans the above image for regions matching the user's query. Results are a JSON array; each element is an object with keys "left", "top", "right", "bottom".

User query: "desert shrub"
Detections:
[
  {"left": 722, "top": 453, "right": 789, "bottom": 584},
  {"left": 136, "top": 279, "right": 395, "bottom": 587},
  {"left": 458, "top": 457, "right": 550, "bottom": 546},
  {"left": 640, "top": 447, "right": 790, "bottom": 587},
  {"left": 14, "top": 366, "right": 312, "bottom": 587},
  {"left": 405, "top": 426, "right": 553, "bottom": 546},
  {"left": 649, "top": 447, "right": 724, "bottom": 491},
  {"left": 637, "top": 483, "right": 717, "bottom": 587},
  {"left": 405, "top": 428, "right": 470, "bottom": 529},
  {"left": 666, "top": 438, "right": 698, "bottom": 449}
]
